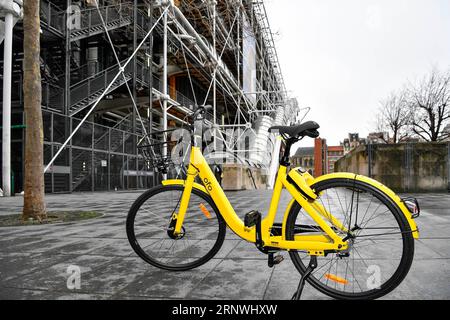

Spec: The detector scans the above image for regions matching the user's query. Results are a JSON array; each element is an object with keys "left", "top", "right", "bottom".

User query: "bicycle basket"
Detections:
[{"left": 137, "top": 132, "right": 189, "bottom": 175}]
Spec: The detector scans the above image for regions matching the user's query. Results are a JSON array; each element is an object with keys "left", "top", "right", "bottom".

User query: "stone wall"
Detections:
[
  {"left": 221, "top": 164, "right": 268, "bottom": 191},
  {"left": 334, "top": 143, "right": 450, "bottom": 193}
]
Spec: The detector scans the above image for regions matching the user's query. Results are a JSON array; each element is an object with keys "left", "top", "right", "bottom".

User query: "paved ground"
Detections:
[{"left": 0, "top": 190, "right": 449, "bottom": 300}]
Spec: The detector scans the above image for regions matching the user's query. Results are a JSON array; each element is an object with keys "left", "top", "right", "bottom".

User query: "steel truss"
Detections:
[{"left": 44, "top": 0, "right": 304, "bottom": 188}]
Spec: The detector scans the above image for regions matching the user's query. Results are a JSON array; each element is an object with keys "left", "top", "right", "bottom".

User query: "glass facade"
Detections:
[{"left": 42, "top": 110, "right": 157, "bottom": 193}]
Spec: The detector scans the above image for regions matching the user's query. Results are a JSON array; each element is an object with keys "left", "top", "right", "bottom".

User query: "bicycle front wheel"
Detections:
[
  {"left": 127, "top": 185, "right": 226, "bottom": 271},
  {"left": 285, "top": 178, "right": 415, "bottom": 300}
]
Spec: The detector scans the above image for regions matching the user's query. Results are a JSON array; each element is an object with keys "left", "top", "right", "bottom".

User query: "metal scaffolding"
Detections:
[
  {"left": 1, "top": 0, "right": 304, "bottom": 193},
  {"left": 0, "top": 0, "right": 22, "bottom": 196}
]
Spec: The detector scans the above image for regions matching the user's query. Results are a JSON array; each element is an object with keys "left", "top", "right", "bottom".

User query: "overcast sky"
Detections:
[{"left": 265, "top": 0, "right": 450, "bottom": 147}]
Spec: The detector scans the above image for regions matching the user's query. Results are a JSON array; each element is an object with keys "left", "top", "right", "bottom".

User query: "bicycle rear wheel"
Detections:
[
  {"left": 285, "top": 178, "right": 415, "bottom": 300},
  {"left": 127, "top": 185, "right": 226, "bottom": 271}
]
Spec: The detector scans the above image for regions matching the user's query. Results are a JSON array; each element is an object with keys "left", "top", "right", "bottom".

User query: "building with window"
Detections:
[
  {"left": 326, "top": 145, "right": 344, "bottom": 173},
  {"left": 343, "top": 133, "right": 366, "bottom": 155},
  {"left": 0, "top": 0, "right": 299, "bottom": 194},
  {"left": 291, "top": 147, "right": 315, "bottom": 175},
  {"left": 292, "top": 140, "right": 344, "bottom": 177}
]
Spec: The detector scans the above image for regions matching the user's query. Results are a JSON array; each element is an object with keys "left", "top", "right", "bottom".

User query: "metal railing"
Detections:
[
  {"left": 135, "top": 60, "right": 196, "bottom": 109},
  {"left": 135, "top": 8, "right": 151, "bottom": 35},
  {"left": 70, "top": 59, "right": 132, "bottom": 113},
  {"left": 71, "top": 2, "right": 133, "bottom": 40},
  {"left": 71, "top": 114, "right": 134, "bottom": 165},
  {"left": 40, "top": 1, "right": 134, "bottom": 41},
  {"left": 42, "top": 82, "right": 64, "bottom": 112},
  {"left": 41, "top": 109, "right": 156, "bottom": 193},
  {"left": 41, "top": 59, "right": 199, "bottom": 122},
  {"left": 40, "top": 0, "right": 66, "bottom": 36}
]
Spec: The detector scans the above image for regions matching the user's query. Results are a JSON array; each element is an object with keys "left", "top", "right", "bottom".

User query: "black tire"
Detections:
[
  {"left": 286, "top": 178, "right": 415, "bottom": 300},
  {"left": 127, "top": 185, "right": 226, "bottom": 271}
]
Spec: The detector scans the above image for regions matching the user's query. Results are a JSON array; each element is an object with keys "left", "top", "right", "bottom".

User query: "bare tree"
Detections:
[
  {"left": 376, "top": 90, "right": 411, "bottom": 143},
  {"left": 22, "top": 0, "right": 47, "bottom": 220},
  {"left": 407, "top": 68, "right": 450, "bottom": 142}
]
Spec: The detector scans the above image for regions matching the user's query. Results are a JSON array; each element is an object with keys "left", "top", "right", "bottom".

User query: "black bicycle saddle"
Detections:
[{"left": 269, "top": 121, "right": 320, "bottom": 139}]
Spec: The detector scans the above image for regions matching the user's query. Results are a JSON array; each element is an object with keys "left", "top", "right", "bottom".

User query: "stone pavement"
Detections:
[{"left": 0, "top": 190, "right": 449, "bottom": 300}]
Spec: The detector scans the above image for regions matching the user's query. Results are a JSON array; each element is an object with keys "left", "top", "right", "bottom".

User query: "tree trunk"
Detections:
[{"left": 22, "top": 0, "right": 47, "bottom": 220}]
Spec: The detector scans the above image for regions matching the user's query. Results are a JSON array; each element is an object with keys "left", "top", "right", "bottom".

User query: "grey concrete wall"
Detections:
[{"left": 335, "top": 143, "right": 450, "bottom": 193}]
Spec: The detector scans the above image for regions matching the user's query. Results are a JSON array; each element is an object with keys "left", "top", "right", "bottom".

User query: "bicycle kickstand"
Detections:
[{"left": 291, "top": 256, "right": 318, "bottom": 300}]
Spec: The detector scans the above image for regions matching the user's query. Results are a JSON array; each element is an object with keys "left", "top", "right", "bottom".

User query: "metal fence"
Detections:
[
  {"left": 43, "top": 109, "right": 158, "bottom": 193},
  {"left": 335, "top": 142, "right": 450, "bottom": 193}
]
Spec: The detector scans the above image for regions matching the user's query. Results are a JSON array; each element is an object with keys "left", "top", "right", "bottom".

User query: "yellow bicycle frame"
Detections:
[{"left": 163, "top": 146, "right": 419, "bottom": 255}]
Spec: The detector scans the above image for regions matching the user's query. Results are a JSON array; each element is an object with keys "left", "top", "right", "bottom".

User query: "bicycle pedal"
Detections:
[
  {"left": 268, "top": 253, "right": 284, "bottom": 268},
  {"left": 244, "top": 210, "right": 261, "bottom": 228}
]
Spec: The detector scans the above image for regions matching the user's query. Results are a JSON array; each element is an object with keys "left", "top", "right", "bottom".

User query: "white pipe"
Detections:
[
  {"left": 162, "top": 5, "right": 168, "bottom": 159},
  {"left": 171, "top": 5, "right": 241, "bottom": 98},
  {"left": 268, "top": 107, "right": 285, "bottom": 189},
  {"left": 2, "top": 13, "right": 13, "bottom": 196},
  {"left": 212, "top": 0, "right": 217, "bottom": 151}
]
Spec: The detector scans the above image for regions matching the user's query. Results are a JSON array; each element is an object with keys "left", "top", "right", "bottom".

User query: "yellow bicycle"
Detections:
[{"left": 127, "top": 105, "right": 420, "bottom": 300}]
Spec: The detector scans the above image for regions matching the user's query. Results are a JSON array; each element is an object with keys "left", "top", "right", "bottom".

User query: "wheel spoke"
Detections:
[
  {"left": 128, "top": 187, "right": 224, "bottom": 270},
  {"left": 287, "top": 180, "right": 413, "bottom": 298}
]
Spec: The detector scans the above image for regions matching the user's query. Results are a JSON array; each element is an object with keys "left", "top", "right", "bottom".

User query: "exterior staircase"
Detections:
[
  {"left": 134, "top": 8, "right": 151, "bottom": 37},
  {"left": 70, "top": 3, "right": 133, "bottom": 41},
  {"left": 40, "top": 0, "right": 65, "bottom": 37},
  {"left": 39, "top": 1, "right": 195, "bottom": 116},
  {"left": 71, "top": 115, "right": 134, "bottom": 191},
  {"left": 69, "top": 59, "right": 132, "bottom": 116},
  {"left": 40, "top": 0, "right": 134, "bottom": 42}
]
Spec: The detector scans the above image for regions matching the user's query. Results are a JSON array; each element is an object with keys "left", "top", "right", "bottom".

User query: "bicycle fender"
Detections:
[
  {"left": 162, "top": 180, "right": 208, "bottom": 194},
  {"left": 312, "top": 173, "right": 419, "bottom": 239}
]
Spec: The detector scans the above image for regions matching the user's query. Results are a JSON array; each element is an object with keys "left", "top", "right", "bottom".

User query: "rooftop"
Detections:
[{"left": 293, "top": 147, "right": 314, "bottom": 157}]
